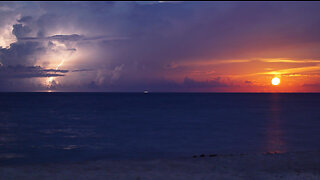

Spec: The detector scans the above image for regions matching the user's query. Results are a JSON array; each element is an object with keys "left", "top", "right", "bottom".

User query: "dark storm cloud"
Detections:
[
  {"left": 18, "top": 34, "right": 119, "bottom": 43},
  {"left": 72, "top": 69, "right": 93, "bottom": 72},
  {"left": 18, "top": 34, "right": 84, "bottom": 42},
  {"left": 0, "top": 20, "right": 75, "bottom": 66},
  {"left": 0, "top": 65, "right": 68, "bottom": 78},
  {"left": 17, "top": 16, "right": 33, "bottom": 23},
  {"left": 0, "top": 17, "right": 90, "bottom": 67},
  {"left": 0, "top": 41, "right": 45, "bottom": 66},
  {"left": 12, "top": 24, "right": 32, "bottom": 39}
]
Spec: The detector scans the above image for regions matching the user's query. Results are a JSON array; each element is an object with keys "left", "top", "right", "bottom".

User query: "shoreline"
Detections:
[{"left": 1, "top": 150, "right": 320, "bottom": 179}]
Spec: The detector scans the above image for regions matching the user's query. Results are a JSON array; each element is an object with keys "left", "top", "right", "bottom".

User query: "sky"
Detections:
[{"left": 1, "top": 1, "right": 320, "bottom": 92}]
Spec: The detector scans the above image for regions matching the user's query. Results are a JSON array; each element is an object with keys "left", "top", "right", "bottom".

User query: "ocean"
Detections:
[{"left": 1, "top": 93, "right": 320, "bottom": 165}]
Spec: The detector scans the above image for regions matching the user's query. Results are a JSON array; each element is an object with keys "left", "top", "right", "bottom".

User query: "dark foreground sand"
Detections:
[{"left": 1, "top": 151, "right": 320, "bottom": 180}]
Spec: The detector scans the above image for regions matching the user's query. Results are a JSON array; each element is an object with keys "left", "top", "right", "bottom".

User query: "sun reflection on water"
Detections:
[{"left": 264, "top": 93, "right": 287, "bottom": 153}]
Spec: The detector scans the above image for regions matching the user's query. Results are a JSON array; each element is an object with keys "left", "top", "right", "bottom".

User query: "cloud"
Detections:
[
  {"left": 12, "top": 24, "right": 32, "bottom": 39},
  {"left": 18, "top": 34, "right": 125, "bottom": 43},
  {"left": 83, "top": 76, "right": 231, "bottom": 92},
  {"left": 94, "top": 64, "right": 124, "bottom": 85},
  {"left": 18, "top": 34, "right": 83, "bottom": 42},
  {"left": 0, "top": 20, "right": 79, "bottom": 67},
  {"left": 0, "top": 65, "right": 68, "bottom": 78},
  {"left": 0, "top": 41, "right": 45, "bottom": 66},
  {"left": 71, "top": 69, "right": 93, "bottom": 72},
  {"left": 17, "top": 16, "right": 33, "bottom": 23},
  {"left": 182, "top": 77, "right": 228, "bottom": 88}
]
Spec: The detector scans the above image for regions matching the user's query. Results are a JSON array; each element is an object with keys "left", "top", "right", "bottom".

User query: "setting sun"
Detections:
[{"left": 272, "top": 77, "right": 280, "bottom": 86}]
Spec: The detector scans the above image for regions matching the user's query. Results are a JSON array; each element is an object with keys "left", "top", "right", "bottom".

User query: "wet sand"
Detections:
[{"left": 1, "top": 151, "right": 320, "bottom": 180}]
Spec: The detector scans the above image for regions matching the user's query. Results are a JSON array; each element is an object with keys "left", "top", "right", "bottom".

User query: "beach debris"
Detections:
[
  {"left": 209, "top": 154, "right": 218, "bottom": 157},
  {"left": 264, "top": 151, "right": 282, "bottom": 155},
  {"left": 193, "top": 153, "right": 219, "bottom": 158}
]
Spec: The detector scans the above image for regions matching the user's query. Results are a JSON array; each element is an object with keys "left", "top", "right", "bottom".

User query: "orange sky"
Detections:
[{"left": 163, "top": 58, "right": 320, "bottom": 92}]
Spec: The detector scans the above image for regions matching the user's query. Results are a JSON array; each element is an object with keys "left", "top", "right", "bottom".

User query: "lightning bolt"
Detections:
[
  {"left": 46, "top": 44, "right": 76, "bottom": 89},
  {"left": 46, "top": 58, "right": 65, "bottom": 88}
]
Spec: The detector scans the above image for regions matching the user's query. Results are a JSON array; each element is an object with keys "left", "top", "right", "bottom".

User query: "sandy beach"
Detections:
[{"left": 1, "top": 151, "right": 319, "bottom": 180}]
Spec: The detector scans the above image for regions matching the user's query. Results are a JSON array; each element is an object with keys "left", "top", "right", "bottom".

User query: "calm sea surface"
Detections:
[{"left": 0, "top": 93, "right": 320, "bottom": 164}]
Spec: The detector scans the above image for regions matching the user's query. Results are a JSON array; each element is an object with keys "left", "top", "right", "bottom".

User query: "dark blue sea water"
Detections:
[{"left": 1, "top": 93, "right": 320, "bottom": 165}]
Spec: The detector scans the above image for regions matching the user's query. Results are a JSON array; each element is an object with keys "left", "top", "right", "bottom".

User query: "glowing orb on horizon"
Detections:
[{"left": 272, "top": 77, "right": 280, "bottom": 86}]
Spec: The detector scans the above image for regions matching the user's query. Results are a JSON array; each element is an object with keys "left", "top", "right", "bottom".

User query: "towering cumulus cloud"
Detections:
[
  {"left": 0, "top": 12, "right": 77, "bottom": 90},
  {"left": 1, "top": 1, "right": 320, "bottom": 92}
]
